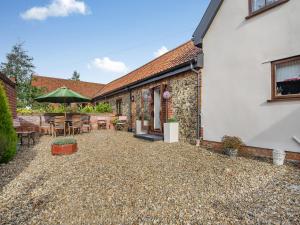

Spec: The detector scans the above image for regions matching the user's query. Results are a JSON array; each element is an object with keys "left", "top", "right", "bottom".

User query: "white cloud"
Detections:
[
  {"left": 89, "top": 57, "right": 128, "bottom": 73},
  {"left": 154, "top": 46, "right": 168, "bottom": 58},
  {"left": 21, "top": 0, "right": 89, "bottom": 21}
]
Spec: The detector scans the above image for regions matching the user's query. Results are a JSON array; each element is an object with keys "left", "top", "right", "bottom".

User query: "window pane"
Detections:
[
  {"left": 276, "top": 59, "right": 300, "bottom": 96},
  {"left": 266, "top": 0, "right": 278, "bottom": 5},
  {"left": 252, "top": 0, "right": 266, "bottom": 12},
  {"left": 252, "top": 0, "right": 281, "bottom": 12}
]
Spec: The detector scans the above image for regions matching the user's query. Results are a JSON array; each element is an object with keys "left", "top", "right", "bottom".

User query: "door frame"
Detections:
[
  {"left": 153, "top": 86, "right": 162, "bottom": 132},
  {"left": 148, "top": 84, "right": 167, "bottom": 134}
]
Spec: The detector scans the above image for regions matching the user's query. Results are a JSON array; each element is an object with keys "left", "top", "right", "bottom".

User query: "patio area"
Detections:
[{"left": 0, "top": 130, "right": 299, "bottom": 224}]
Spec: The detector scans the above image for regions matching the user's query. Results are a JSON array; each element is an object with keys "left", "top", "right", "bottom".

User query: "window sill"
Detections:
[
  {"left": 267, "top": 97, "right": 300, "bottom": 103},
  {"left": 246, "top": 0, "right": 289, "bottom": 20}
]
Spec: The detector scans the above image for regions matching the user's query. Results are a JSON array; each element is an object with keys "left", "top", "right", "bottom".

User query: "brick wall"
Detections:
[{"left": 0, "top": 73, "right": 16, "bottom": 118}]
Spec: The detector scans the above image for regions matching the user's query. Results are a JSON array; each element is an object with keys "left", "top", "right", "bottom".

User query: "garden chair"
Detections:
[
  {"left": 115, "top": 116, "right": 127, "bottom": 131},
  {"left": 39, "top": 115, "right": 51, "bottom": 135},
  {"left": 53, "top": 116, "right": 66, "bottom": 137},
  {"left": 81, "top": 115, "right": 92, "bottom": 133},
  {"left": 97, "top": 116, "right": 107, "bottom": 130},
  {"left": 69, "top": 115, "right": 82, "bottom": 136}
]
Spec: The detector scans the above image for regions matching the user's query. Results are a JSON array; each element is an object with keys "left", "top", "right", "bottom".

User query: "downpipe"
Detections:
[
  {"left": 190, "top": 63, "right": 202, "bottom": 147},
  {"left": 292, "top": 136, "right": 300, "bottom": 145}
]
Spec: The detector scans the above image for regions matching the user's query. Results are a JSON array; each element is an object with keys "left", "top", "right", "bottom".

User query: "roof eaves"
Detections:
[
  {"left": 192, "top": 0, "right": 224, "bottom": 47},
  {"left": 93, "top": 60, "right": 196, "bottom": 102},
  {"left": 0, "top": 73, "right": 16, "bottom": 87}
]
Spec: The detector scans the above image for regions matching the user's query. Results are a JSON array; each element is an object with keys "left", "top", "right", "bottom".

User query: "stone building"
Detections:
[
  {"left": 93, "top": 41, "right": 202, "bottom": 143},
  {"left": 0, "top": 73, "right": 16, "bottom": 118}
]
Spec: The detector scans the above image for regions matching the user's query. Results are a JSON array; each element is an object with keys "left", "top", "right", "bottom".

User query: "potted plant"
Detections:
[
  {"left": 164, "top": 117, "right": 179, "bottom": 143},
  {"left": 136, "top": 115, "right": 146, "bottom": 135},
  {"left": 51, "top": 138, "right": 77, "bottom": 155},
  {"left": 111, "top": 117, "right": 119, "bottom": 130},
  {"left": 221, "top": 135, "right": 244, "bottom": 158}
]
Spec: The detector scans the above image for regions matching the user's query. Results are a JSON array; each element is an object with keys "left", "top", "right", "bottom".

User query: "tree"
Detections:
[
  {"left": 0, "top": 42, "right": 36, "bottom": 108},
  {"left": 70, "top": 70, "right": 80, "bottom": 81},
  {"left": 0, "top": 83, "right": 17, "bottom": 163}
]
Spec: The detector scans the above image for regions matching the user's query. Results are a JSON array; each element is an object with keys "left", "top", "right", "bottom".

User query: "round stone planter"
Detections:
[
  {"left": 224, "top": 148, "right": 238, "bottom": 158},
  {"left": 51, "top": 143, "right": 78, "bottom": 155}
]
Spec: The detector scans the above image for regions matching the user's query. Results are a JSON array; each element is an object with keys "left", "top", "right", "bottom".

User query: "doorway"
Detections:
[{"left": 153, "top": 87, "right": 161, "bottom": 130}]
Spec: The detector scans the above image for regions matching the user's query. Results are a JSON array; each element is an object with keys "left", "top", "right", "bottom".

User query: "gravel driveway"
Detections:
[{"left": 0, "top": 130, "right": 299, "bottom": 224}]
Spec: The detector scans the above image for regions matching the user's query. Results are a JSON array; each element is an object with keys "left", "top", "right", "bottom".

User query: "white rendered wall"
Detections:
[{"left": 202, "top": 0, "right": 300, "bottom": 152}]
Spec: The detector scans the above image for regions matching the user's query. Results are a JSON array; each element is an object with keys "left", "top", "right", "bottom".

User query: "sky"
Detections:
[{"left": 0, "top": 0, "right": 209, "bottom": 84}]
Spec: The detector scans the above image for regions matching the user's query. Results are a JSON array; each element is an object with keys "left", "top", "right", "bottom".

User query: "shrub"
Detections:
[
  {"left": 0, "top": 83, "right": 17, "bottom": 163},
  {"left": 111, "top": 118, "right": 119, "bottom": 125},
  {"left": 17, "top": 103, "right": 114, "bottom": 115},
  {"left": 94, "top": 103, "right": 112, "bottom": 113},
  {"left": 167, "top": 117, "right": 178, "bottom": 123},
  {"left": 17, "top": 107, "right": 46, "bottom": 115},
  {"left": 52, "top": 138, "right": 77, "bottom": 145},
  {"left": 221, "top": 135, "right": 244, "bottom": 150}
]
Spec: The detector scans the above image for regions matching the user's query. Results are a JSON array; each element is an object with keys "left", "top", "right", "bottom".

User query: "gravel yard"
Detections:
[{"left": 0, "top": 130, "right": 299, "bottom": 224}]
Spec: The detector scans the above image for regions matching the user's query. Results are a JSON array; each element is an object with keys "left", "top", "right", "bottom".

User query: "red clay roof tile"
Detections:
[
  {"left": 94, "top": 41, "right": 201, "bottom": 97},
  {"left": 32, "top": 75, "right": 105, "bottom": 98}
]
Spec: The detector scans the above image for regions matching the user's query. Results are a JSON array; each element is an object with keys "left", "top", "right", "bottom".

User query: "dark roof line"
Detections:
[{"left": 192, "top": 0, "right": 224, "bottom": 47}]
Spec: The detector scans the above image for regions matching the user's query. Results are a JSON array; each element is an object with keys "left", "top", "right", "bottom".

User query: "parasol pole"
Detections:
[{"left": 64, "top": 98, "right": 67, "bottom": 119}]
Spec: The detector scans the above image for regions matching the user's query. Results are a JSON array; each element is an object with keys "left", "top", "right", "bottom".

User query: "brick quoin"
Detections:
[{"left": 0, "top": 73, "right": 17, "bottom": 118}]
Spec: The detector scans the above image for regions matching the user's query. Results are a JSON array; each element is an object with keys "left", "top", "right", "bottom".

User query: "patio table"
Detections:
[{"left": 16, "top": 131, "right": 36, "bottom": 147}]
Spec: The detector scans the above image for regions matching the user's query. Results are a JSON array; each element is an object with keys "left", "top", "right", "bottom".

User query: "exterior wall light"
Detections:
[{"left": 163, "top": 90, "right": 171, "bottom": 100}]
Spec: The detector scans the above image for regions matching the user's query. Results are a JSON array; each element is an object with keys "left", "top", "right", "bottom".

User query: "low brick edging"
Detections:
[{"left": 201, "top": 140, "right": 300, "bottom": 162}]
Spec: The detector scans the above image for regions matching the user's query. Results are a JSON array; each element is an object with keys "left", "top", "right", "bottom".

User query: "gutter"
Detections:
[
  {"left": 93, "top": 61, "right": 195, "bottom": 102},
  {"left": 190, "top": 63, "right": 202, "bottom": 146}
]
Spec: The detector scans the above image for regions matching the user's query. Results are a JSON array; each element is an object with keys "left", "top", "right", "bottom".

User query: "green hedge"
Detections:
[
  {"left": 17, "top": 103, "right": 113, "bottom": 115},
  {"left": 0, "top": 83, "right": 17, "bottom": 163}
]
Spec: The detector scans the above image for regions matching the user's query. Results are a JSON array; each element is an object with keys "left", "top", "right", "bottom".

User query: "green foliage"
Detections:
[
  {"left": 0, "top": 83, "right": 17, "bottom": 163},
  {"left": 0, "top": 42, "right": 36, "bottom": 108},
  {"left": 17, "top": 107, "right": 45, "bottom": 115},
  {"left": 79, "top": 104, "right": 94, "bottom": 113},
  {"left": 221, "top": 135, "right": 244, "bottom": 150},
  {"left": 78, "top": 103, "right": 112, "bottom": 113},
  {"left": 94, "top": 103, "right": 112, "bottom": 113},
  {"left": 167, "top": 117, "right": 178, "bottom": 123},
  {"left": 52, "top": 138, "right": 77, "bottom": 145},
  {"left": 111, "top": 118, "right": 119, "bottom": 125},
  {"left": 70, "top": 70, "right": 80, "bottom": 81},
  {"left": 16, "top": 103, "right": 113, "bottom": 115}
]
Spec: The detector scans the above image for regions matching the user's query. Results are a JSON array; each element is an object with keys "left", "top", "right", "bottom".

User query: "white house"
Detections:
[{"left": 193, "top": 0, "right": 300, "bottom": 155}]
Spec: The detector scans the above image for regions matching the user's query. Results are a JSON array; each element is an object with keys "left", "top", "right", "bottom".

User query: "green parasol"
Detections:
[{"left": 35, "top": 86, "right": 91, "bottom": 117}]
